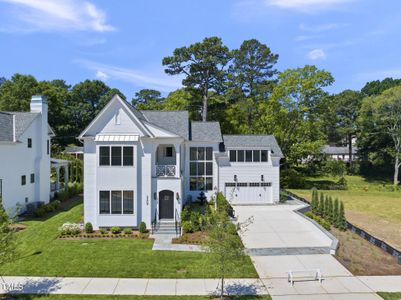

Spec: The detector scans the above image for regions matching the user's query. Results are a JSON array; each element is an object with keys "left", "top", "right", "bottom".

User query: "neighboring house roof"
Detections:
[
  {"left": 190, "top": 121, "right": 222, "bottom": 142},
  {"left": 141, "top": 110, "right": 189, "bottom": 140},
  {"left": 322, "top": 145, "right": 358, "bottom": 155},
  {"left": 222, "top": 135, "right": 284, "bottom": 158},
  {"left": 65, "top": 146, "right": 84, "bottom": 153},
  {"left": 0, "top": 111, "right": 40, "bottom": 142},
  {"left": 0, "top": 112, "right": 14, "bottom": 141}
]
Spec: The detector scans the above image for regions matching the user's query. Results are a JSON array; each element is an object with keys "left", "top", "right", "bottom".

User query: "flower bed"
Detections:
[{"left": 58, "top": 231, "right": 150, "bottom": 240}]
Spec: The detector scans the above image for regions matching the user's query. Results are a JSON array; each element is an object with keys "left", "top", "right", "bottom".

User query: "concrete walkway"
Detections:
[
  {"left": 234, "top": 204, "right": 390, "bottom": 300},
  {"left": 0, "top": 276, "right": 267, "bottom": 296},
  {"left": 151, "top": 234, "right": 204, "bottom": 252}
]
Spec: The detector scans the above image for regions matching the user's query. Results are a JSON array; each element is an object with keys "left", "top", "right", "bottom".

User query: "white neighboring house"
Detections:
[
  {"left": 79, "top": 95, "right": 283, "bottom": 230},
  {"left": 322, "top": 145, "right": 358, "bottom": 162},
  {"left": 0, "top": 96, "right": 54, "bottom": 216}
]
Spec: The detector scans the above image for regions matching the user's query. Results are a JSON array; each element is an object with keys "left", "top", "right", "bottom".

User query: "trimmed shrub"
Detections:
[
  {"left": 111, "top": 226, "right": 121, "bottom": 234},
  {"left": 181, "top": 207, "right": 191, "bottom": 222},
  {"left": 59, "top": 222, "right": 81, "bottom": 236},
  {"left": 181, "top": 221, "right": 193, "bottom": 233},
  {"left": 318, "top": 193, "right": 325, "bottom": 216},
  {"left": 337, "top": 201, "right": 347, "bottom": 231},
  {"left": 138, "top": 222, "right": 147, "bottom": 234},
  {"left": 85, "top": 222, "right": 93, "bottom": 233},
  {"left": 197, "top": 191, "right": 207, "bottom": 205},
  {"left": 123, "top": 228, "right": 133, "bottom": 235},
  {"left": 34, "top": 207, "right": 46, "bottom": 218},
  {"left": 333, "top": 198, "right": 339, "bottom": 227},
  {"left": 311, "top": 188, "right": 318, "bottom": 213},
  {"left": 99, "top": 228, "right": 107, "bottom": 235}
]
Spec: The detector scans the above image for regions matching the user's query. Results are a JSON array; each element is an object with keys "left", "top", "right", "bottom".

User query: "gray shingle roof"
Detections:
[
  {"left": 0, "top": 112, "right": 39, "bottom": 142},
  {"left": 141, "top": 110, "right": 189, "bottom": 140},
  {"left": 223, "top": 135, "right": 283, "bottom": 158},
  {"left": 0, "top": 112, "right": 14, "bottom": 141},
  {"left": 322, "top": 145, "right": 357, "bottom": 155},
  {"left": 65, "top": 146, "right": 84, "bottom": 153},
  {"left": 190, "top": 122, "right": 222, "bottom": 142}
]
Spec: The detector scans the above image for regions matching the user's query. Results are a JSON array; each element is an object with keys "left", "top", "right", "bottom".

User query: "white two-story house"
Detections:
[
  {"left": 79, "top": 95, "right": 283, "bottom": 230},
  {"left": 0, "top": 96, "right": 54, "bottom": 216}
]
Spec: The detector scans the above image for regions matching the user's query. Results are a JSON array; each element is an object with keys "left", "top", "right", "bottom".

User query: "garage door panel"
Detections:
[{"left": 225, "top": 182, "right": 272, "bottom": 205}]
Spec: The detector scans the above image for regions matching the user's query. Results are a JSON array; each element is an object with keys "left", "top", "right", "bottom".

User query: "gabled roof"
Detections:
[
  {"left": 65, "top": 146, "right": 84, "bottom": 153},
  {"left": 322, "top": 145, "right": 357, "bottom": 155},
  {"left": 190, "top": 121, "right": 222, "bottom": 142},
  {"left": 141, "top": 110, "right": 189, "bottom": 140},
  {"left": 222, "top": 135, "right": 283, "bottom": 158},
  {"left": 0, "top": 111, "right": 41, "bottom": 142}
]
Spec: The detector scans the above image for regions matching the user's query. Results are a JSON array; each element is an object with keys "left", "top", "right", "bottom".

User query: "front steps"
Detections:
[{"left": 152, "top": 219, "right": 179, "bottom": 235}]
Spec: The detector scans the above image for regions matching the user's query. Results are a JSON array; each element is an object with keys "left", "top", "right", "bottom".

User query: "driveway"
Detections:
[{"left": 234, "top": 203, "right": 382, "bottom": 299}]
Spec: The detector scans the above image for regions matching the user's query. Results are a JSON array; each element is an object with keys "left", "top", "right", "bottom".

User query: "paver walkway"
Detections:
[
  {"left": 151, "top": 234, "right": 204, "bottom": 252},
  {"left": 0, "top": 276, "right": 267, "bottom": 296},
  {"left": 234, "top": 203, "right": 387, "bottom": 300}
]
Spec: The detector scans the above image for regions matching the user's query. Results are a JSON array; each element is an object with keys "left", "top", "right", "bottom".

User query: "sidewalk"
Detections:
[{"left": 0, "top": 276, "right": 267, "bottom": 296}]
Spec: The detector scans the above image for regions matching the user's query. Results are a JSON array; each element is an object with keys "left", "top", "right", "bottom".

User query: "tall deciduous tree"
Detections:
[
  {"left": 361, "top": 77, "right": 401, "bottom": 97},
  {"left": 163, "top": 36, "right": 231, "bottom": 121},
  {"left": 132, "top": 89, "right": 165, "bottom": 110},
  {"left": 0, "top": 74, "right": 39, "bottom": 111},
  {"left": 359, "top": 86, "right": 401, "bottom": 185},
  {"left": 226, "top": 39, "right": 278, "bottom": 133}
]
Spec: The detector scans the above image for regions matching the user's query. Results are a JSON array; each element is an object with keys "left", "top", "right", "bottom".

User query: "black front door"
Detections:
[{"left": 159, "top": 190, "right": 174, "bottom": 219}]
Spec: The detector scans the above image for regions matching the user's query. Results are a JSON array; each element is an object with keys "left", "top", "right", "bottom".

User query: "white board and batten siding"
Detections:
[{"left": 218, "top": 151, "right": 280, "bottom": 205}]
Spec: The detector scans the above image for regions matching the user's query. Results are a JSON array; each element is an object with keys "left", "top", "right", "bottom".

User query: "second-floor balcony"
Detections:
[{"left": 156, "top": 164, "right": 176, "bottom": 177}]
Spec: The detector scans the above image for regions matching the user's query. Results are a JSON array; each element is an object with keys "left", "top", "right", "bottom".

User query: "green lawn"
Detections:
[
  {"left": 289, "top": 175, "right": 401, "bottom": 249},
  {"left": 3, "top": 296, "right": 271, "bottom": 300},
  {"left": 377, "top": 292, "right": 401, "bottom": 300},
  {"left": 0, "top": 200, "right": 257, "bottom": 278}
]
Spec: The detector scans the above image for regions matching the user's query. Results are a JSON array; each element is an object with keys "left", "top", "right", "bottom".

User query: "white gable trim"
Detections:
[
  {"left": 78, "top": 94, "right": 153, "bottom": 139},
  {"left": 144, "top": 121, "right": 180, "bottom": 138}
]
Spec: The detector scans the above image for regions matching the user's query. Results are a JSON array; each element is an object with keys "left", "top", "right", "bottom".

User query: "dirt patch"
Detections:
[
  {"left": 331, "top": 227, "right": 401, "bottom": 275},
  {"left": 346, "top": 210, "right": 401, "bottom": 250},
  {"left": 10, "top": 223, "right": 28, "bottom": 232},
  {"left": 172, "top": 231, "right": 208, "bottom": 245}
]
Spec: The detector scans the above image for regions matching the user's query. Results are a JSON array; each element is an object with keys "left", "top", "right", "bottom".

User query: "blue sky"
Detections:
[{"left": 1, "top": 0, "right": 401, "bottom": 98}]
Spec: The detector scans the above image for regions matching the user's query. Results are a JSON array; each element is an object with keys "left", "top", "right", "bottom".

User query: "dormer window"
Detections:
[{"left": 27, "top": 138, "right": 32, "bottom": 148}]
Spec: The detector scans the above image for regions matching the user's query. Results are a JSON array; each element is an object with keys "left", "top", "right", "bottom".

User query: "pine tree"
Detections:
[
  {"left": 318, "top": 193, "right": 325, "bottom": 216},
  {"left": 333, "top": 198, "right": 339, "bottom": 228},
  {"left": 327, "top": 196, "right": 333, "bottom": 224},
  {"left": 311, "top": 188, "right": 318, "bottom": 214},
  {"left": 337, "top": 201, "right": 347, "bottom": 231},
  {"left": 324, "top": 196, "right": 329, "bottom": 218}
]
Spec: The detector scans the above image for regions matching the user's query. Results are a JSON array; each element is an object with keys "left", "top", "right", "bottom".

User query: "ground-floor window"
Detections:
[{"left": 99, "top": 190, "right": 134, "bottom": 215}]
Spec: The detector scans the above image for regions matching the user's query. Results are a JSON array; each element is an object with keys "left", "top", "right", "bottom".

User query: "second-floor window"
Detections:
[
  {"left": 27, "top": 138, "right": 32, "bottom": 148},
  {"left": 21, "top": 175, "right": 26, "bottom": 186},
  {"left": 229, "top": 150, "right": 268, "bottom": 163},
  {"left": 99, "top": 146, "right": 134, "bottom": 166},
  {"left": 30, "top": 173, "right": 35, "bottom": 183},
  {"left": 189, "top": 147, "right": 213, "bottom": 191}
]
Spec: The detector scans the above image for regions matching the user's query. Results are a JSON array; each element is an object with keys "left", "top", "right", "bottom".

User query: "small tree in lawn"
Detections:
[
  {"left": 333, "top": 198, "right": 339, "bottom": 227},
  {"left": 204, "top": 207, "right": 249, "bottom": 299},
  {"left": 337, "top": 201, "right": 347, "bottom": 231},
  {"left": 0, "top": 197, "right": 17, "bottom": 268}
]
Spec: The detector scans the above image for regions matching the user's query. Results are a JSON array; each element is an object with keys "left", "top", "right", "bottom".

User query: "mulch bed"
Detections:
[
  {"left": 172, "top": 231, "right": 208, "bottom": 245},
  {"left": 331, "top": 227, "right": 401, "bottom": 275},
  {"left": 58, "top": 231, "right": 152, "bottom": 240}
]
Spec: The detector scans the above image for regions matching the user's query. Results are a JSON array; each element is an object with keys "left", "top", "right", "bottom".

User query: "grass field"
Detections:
[
  {"left": 2, "top": 296, "right": 272, "bottom": 300},
  {"left": 0, "top": 200, "right": 257, "bottom": 278},
  {"left": 377, "top": 292, "right": 401, "bottom": 300},
  {"left": 289, "top": 175, "right": 401, "bottom": 249}
]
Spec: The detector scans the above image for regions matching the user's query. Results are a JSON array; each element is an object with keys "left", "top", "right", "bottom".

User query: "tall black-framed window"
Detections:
[
  {"left": 27, "top": 138, "right": 32, "bottom": 148},
  {"left": 123, "top": 147, "right": 134, "bottom": 166},
  {"left": 99, "top": 190, "right": 134, "bottom": 215},
  {"left": 99, "top": 147, "right": 110, "bottom": 166},
  {"left": 189, "top": 147, "right": 213, "bottom": 191},
  {"left": 99, "top": 191, "right": 110, "bottom": 214},
  {"left": 111, "top": 147, "right": 122, "bottom": 166},
  {"left": 111, "top": 191, "right": 122, "bottom": 214}
]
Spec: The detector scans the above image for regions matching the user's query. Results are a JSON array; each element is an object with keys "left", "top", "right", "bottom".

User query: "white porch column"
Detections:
[
  {"left": 55, "top": 166, "right": 60, "bottom": 190},
  {"left": 174, "top": 143, "right": 181, "bottom": 178}
]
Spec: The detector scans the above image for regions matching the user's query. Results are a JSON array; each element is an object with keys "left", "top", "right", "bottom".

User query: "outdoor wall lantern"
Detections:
[
  {"left": 176, "top": 192, "right": 180, "bottom": 200},
  {"left": 234, "top": 175, "right": 237, "bottom": 182},
  {"left": 153, "top": 192, "right": 157, "bottom": 200},
  {"left": 146, "top": 196, "right": 149, "bottom": 206},
  {"left": 261, "top": 175, "right": 264, "bottom": 182}
]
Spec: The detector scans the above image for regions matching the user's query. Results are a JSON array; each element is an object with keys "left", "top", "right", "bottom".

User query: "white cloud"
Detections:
[
  {"left": 0, "top": 0, "right": 114, "bottom": 32},
  {"left": 266, "top": 0, "right": 356, "bottom": 12},
  {"left": 77, "top": 60, "right": 182, "bottom": 92},
  {"left": 95, "top": 71, "right": 109, "bottom": 81},
  {"left": 300, "top": 23, "right": 348, "bottom": 32},
  {"left": 307, "top": 48, "right": 326, "bottom": 60},
  {"left": 295, "top": 35, "right": 319, "bottom": 41}
]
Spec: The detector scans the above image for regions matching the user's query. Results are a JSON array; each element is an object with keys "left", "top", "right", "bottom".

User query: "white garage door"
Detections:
[{"left": 224, "top": 182, "right": 273, "bottom": 205}]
